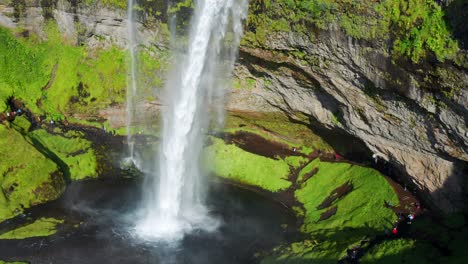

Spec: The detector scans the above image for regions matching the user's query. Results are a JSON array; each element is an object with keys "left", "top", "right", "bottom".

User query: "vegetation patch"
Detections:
[
  {"left": 360, "top": 239, "right": 437, "bottom": 263},
  {"left": 0, "top": 23, "right": 167, "bottom": 123},
  {"left": 224, "top": 111, "right": 333, "bottom": 153},
  {"left": 204, "top": 137, "right": 291, "bottom": 192},
  {"left": 221, "top": 131, "right": 307, "bottom": 160},
  {"left": 263, "top": 159, "right": 399, "bottom": 263},
  {"left": 316, "top": 181, "right": 353, "bottom": 210},
  {"left": 244, "top": 0, "right": 459, "bottom": 63},
  {"left": 296, "top": 160, "right": 398, "bottom": 234},
  {"left": 0, "top": 217, "right": 63, "bottom": 240},
  {"left": 0, "top": 125, "right": 65, "bottom": 223},
  {"left": 28, "top": 129, "right": 98, "bottom": 181}
]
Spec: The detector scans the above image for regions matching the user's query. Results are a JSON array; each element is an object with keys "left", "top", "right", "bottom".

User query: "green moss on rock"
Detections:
[
  {"left": 361, "top": 239, "right": 438, "bottom": 263},
  {"left": 0, "top": 125, "right": 65, "bottom": 222},
  {"left": 296, "top": 160, "right": 398, "bottom": 234},
  {"left": 204, "top": 137, "right": 291, "bottom": 192},
  {"left": 245, "top": 0, "right": 459, "bottom": 63},
  {"left": 0, "top": 217, "right": 63, "bottom": 239},
  {"left": 29, "top": 129, "right": 98, "bottom": 181},
  {"left": 224, "top": 112, "right": 332, "bottom": 153}
]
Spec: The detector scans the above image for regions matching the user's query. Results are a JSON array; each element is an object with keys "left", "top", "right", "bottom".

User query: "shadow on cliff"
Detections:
[
  {"left": 446, "top": 0, "right": 468, "bottom": 49},
  {"left": 430, "top": 160, "right": 468, "bottom": 213}
]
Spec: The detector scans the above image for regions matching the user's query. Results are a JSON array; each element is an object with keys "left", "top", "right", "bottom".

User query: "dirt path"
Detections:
[
  {"left": 219, "top": 131, "right": 308, "bottom": 159},
  {"left": 384, "top": 176, "right": 422, "bottom": 216}
]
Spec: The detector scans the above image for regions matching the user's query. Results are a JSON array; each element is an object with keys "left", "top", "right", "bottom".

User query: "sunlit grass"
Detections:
[
  {"left": 0, "top": 125, "right": 64, "bottom": 222},
  {"left": 205, "top": 137, "right": 291, "bottom": 192},
  {"left": 0, "top": 217, "right": 63, "bottom": 240}
]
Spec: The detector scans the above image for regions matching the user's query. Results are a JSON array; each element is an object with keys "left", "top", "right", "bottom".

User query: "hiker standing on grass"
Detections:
[
  {"left": 335, "top": 153, "right": 341, "bottom": 160},
  {"left": 407, "top": 213, "right": 415, "bottom": 224},
  {"left": 392, "top": 227, "right": 398, "bottom": 235}
]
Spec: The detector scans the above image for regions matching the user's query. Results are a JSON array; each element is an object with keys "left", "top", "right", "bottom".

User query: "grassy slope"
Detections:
[
  {"left": 262, "top": 161, "right": 398, "bottom": 263},
  {"left": 0, "top": 217, "right": 63, "bottom": 239},
  {"left": 29, "top": 129, "right": 98, "bottom": 181},
  {"left": 0, "top": 116, "right": 98, "bottom": 223},
  {"left": 360, "top": 239, "right": 437, "bottom": 263},
  {"left": 206, "top": 112, "right": 329, "bottom": 192},
  {"left": 0, "top": 125, "right": 65, "bottom": 222},
  {"left": 0, "top": 23, "right": 166, "bottom": 123},
  {"left": 224, "top": 112, "right": 333, "bottom": 153},
  {"left": 207, "top": 112, "right": 400, "bottom": 262},
  {"left": 11, "top": 116, "right": 99, "bottom": 181},
  {"left": 296, "top": 161, "right": 398, "bottom": 234},
  {"left": 205, "top": 137, "right": 292, "bottom": 192}
]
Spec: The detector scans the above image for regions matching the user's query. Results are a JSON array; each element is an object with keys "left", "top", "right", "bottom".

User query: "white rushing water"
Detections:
[
  {"left": 135, "top": 0, "right": 248, "bottom": 241},
  {"left": 125, "top": 0, "right": 139, "bottom": 165}
]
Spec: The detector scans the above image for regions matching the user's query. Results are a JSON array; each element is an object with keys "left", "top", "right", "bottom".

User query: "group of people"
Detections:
[
  {"left": 390, "top": 204, "right": 420, "bottom": 236},
  {"left": 0, "top": 108, "right": 23, "bottom": 123}
]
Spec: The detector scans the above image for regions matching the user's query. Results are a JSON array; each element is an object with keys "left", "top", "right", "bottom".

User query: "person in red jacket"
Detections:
[{"left": 392, "top": 227, "right": 398, "bottom": 235}]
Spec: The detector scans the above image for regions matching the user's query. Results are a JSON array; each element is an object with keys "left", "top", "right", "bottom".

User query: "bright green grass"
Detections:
[
  {"left": 262, "top": 159, "right": 399, "bottom": 263},
  {"left": 224, "top": 112, "right": 332, "bottom": 154},
  {"left": 83, "top": 0, "right": 127, "bottom": 9},
  {"left": 0, "top": 261, "right": 27, "bottom": 264},
  {"left": 297, "top": 158, "right": 321, "bottom": 182},
  {"left": 296, "top": 160, "right": 398, "bottom": 234},
  {"left": 204, "top": 137, "right": 291, "bottom": 192},
  {"left": 361, "top": 239, "right": 438, "bottom": 263},
  {"left": 0, "top": 27, "right": 50, "bottom": 114},
  {"left": 0, "top": 125, "right": 65, "bottom": 222},
  {"left": 262, "top": 239, "right": 355, "bottom": 264},
  {"left": 0, "top": 217, "right": 63, "bottom": 239},
  {"left": 28, "top": 129, "right": 98, "bottom": 180},
  {"left": 1, "top": 23, "right": 166, "bottom": 123}
]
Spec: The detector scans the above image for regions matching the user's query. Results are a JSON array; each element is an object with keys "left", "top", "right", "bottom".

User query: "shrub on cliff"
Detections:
[{"left": 244, "top": 0, "right": 459, "bottom": 63}]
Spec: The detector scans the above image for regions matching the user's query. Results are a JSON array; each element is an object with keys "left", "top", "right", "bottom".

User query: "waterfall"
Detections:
[
  {"left": 135, "top": 0, "right": 249, "bottom": 241},
  {"left": 125, "top": 0, "right": 139, "bottom": 165}
]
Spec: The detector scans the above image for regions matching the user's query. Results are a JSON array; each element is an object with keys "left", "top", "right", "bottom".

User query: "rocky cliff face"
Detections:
[
  {"left": 0, "top": 0, "right": 166, "bottom": 49},
  {"left": 231, "top": 29, "right": 467, "bottom": 212},
  {"left": 0, "top": 0, "right": 466, "bottom": 212}
]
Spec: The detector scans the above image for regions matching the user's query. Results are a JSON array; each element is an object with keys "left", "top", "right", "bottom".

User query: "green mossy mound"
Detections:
[
  {"left": 224, "top": 112, "right": 333, "bottom": 153},
  {"left": 29, "top": 129, "right": 98, "bottom": 181},
  {"left": 296, "top": 160, "right": 398, "bottom": 234},
  {"left": 0, "top": 125, "right": 65, "bottom": 222},
  {"left": 209, "top": 114, "right": 399, "bottom": 263},
  {"left": 206, "top": 112, "right": 328, "bottom": 192},
  {"left": 205, "top": 137, "right": 292, "bottom": 192},
  {"left": 261, "top": 161, "right": 399, "bottom": 263},
  {"left": 11, "top": 116, "right": 99, "bottom": 181},
  {"left": 0, "top": 217, "right": 63, "bottom": 240},
  {"left": 360, "top": 239, "right": 437, "bottom": 263}
]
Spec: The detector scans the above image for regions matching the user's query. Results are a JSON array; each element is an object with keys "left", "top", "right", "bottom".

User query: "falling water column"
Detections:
[
  {"left": 125, "top": 0, "right": 138, "bottom": 163},
  {"left": 136, "top": 0, "right": 248, "bottom": 241}
]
